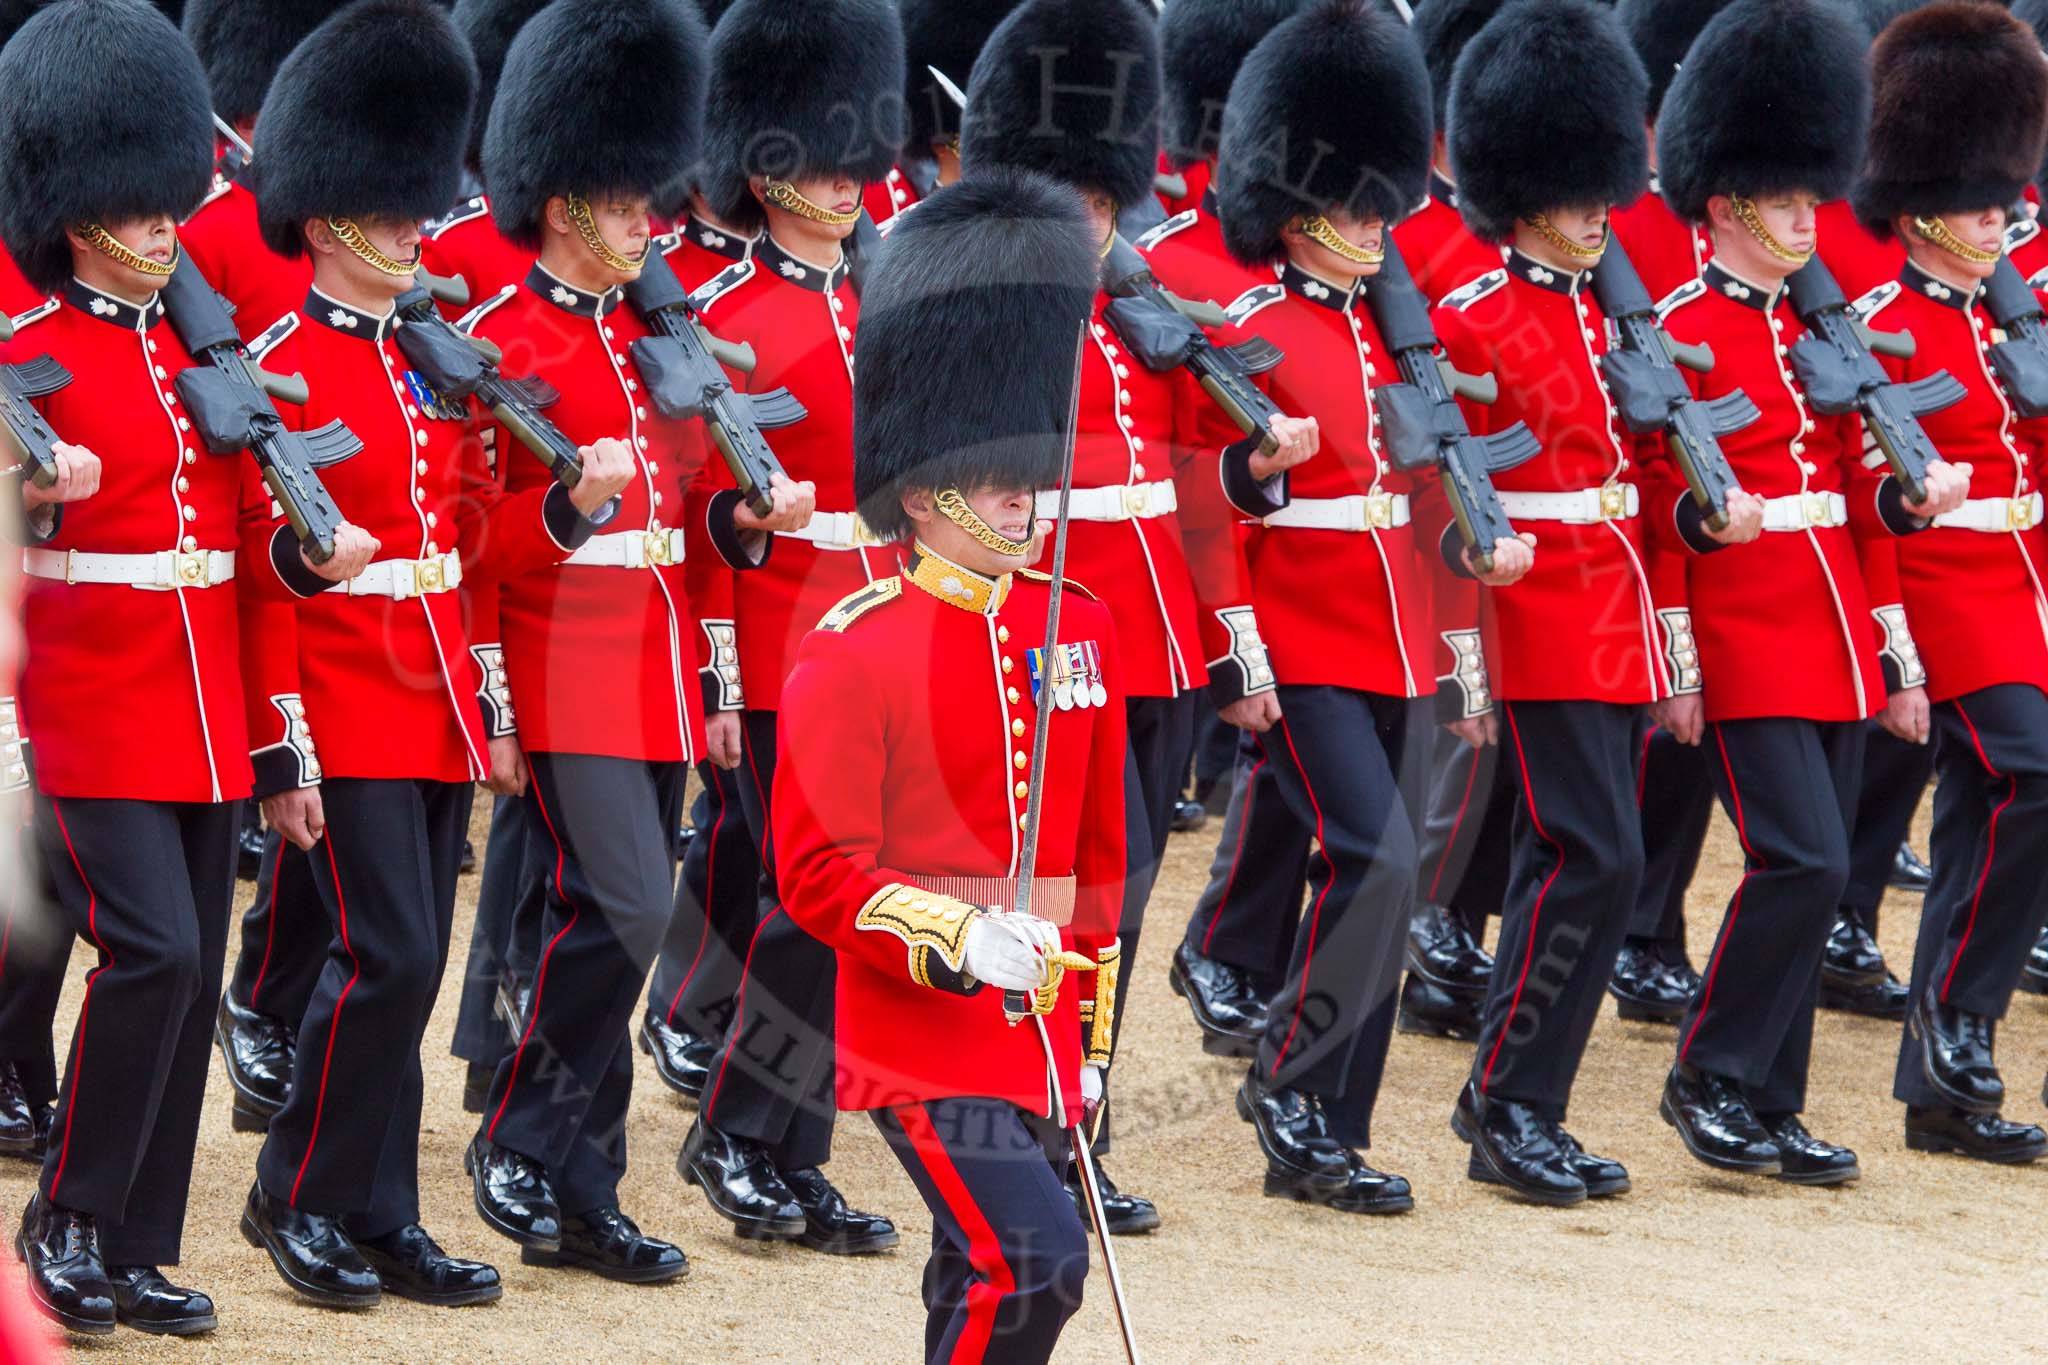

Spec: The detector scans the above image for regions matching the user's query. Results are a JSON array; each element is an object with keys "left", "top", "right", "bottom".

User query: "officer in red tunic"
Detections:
[
  {"left": 0, "top": 0, "right": 335, "bottom": 1335},
  {"left": 230, "top": 0, "right": 584, "bottom": 1309},
  {"left": 1854, "top": 4, "right": 2048, "bottom": 1165},
  {"left": 776, "top": 167, "right": 1115, "bottom": 1365},
  {"left": 679, "top": 0, "right": 905, "bottom": 1255},
  {"left": 1644, "top": 0, "right": 1973, "bottom": 1184},
  {"left": 1434, "top": 0, "right": 1762, "bottom": 1205}
]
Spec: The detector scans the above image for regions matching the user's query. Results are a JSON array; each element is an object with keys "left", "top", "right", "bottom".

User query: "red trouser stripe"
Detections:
[
  {"left": 249, "top": 835, "right": 283, "bottom": 1008},
  {"left": 702, "top": 906, "right": 781, "bottom": 1120},
  {"left": 1271, "top": 717, "right": 1335, "bottom": 1069},
  {"left": 665, "top": 784, "right": 728, "bottom": 1025},
  {"left": 1943, "top": 697, "right": 2014, "bottom": 1003},
  {"left": 1200, "top": 749, "right": 1267, "bottom": 953},
  {"left": 44, "top": 799, "right": 104, "bottom": 1202},
  {"left": 894, "top": 1101, "right": 1015, "bottom": 1365},
  {"left": 1479, "top": 706, "right": 1565, "bottom": 1096},
  {"left": 1680, "top": 727, "right": 1761, "bottom": 1063},
  {"left": 487, "top": 779, "right": 582, "bottom": 1142},
  {"left": 1426, "top": 745, "right": 1484, "bottom": 904},
  {"left": 1636, "top": 724, "right": 1657, "bottom": 807},
  {"left": 289, "top": 832, "right": 361, "bottom": 1204}
]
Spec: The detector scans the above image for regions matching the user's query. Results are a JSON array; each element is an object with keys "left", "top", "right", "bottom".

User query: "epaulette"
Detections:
[
  {"left": 688, "top": 258, "right": 756, "bottom": 311},
  {"left": 425, "top": 195, "right": 490, "bottom": 238},
  {"left": 248, "top": 311, "right": 299, "bottom": 361},
  {"left": 192, "top": 174, "right": 233, "bottom": 216},
  {"left": 8, "top": 297, "right": 58, "bottom": 331},
  {"left": 1224, "top": 284, "right": 1285, "bottom": 327},
  {"left": 2006, "top": 217, "right": 2040, "bottom": 254},
  {"left": 1133, "top": 209, "right": 1198, "bottom": 251},
  {"left": 1442, "top": 268, "right": 1507, "bottom": 313},
  {"left": 1016, "top": 568, "right": 1098, "bottom": 601},
  {"left": 650, "top": 231, "right": 679, "bottom": 255},
  {"left": 2031, "top": 265, "right": 2048, "bottom": 292},
  {"left": 818, "top": 577, "right": 902, "bottom": 631},
  {"left": 1851, "top": 279, "right": 1901, "bottom": 323},
  {"left": 457, "top": 284, "right": 518, "bottom": 335},
  {"left": 1654, "top": 278, "right": 1707, "bottom": 321}
]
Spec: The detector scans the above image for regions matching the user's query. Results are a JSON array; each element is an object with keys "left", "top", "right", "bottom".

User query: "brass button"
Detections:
[
  {"left": 1015, "top": 782, "right": 1029, "bottom": 799},
  {"left": 1007, "top": 687, "right": 1021, "bottom": 704},
  {"left": 1013, "top": 751, "right": 1028, "bottom": 770},
  {"left": 1001, "top": 657, "right": 1013, "bottom": 674},
  {"left": 997, "top": 625, "right": 1010, "bottom": 644},
  {"left": 1011, "top": 718, "right": 1026, "bottom": 737}
]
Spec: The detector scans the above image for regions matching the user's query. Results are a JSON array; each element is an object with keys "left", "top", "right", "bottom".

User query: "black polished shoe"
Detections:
[
  {"left": 1821, "top": 970, "right": 1910, "bottom": 1020},
  {"left": 2019, "top": 927, "right": 2048, "bottom": 996},
  {"left": 782, "top": 1166, "right": 901, "bottom": 1253},
  {"left": 466, "top": 1135, "right": 561, "bottom": 1252},
  {"left": 462, "top": 1062, "right": 494, "bottom": 1115},
  {"left": 1168, "top": 941, "right": 1268, "bottom": 1058},
  {"left": 1889, "top": 841, "right": 1933, "bottom": 892},
  {"left": 1405, "top": 903, "right": 1493, "bottom": 996},
  {"left": 639, "top": 1009, "right": 711, "bottom": 1102},
  {"left": 107, "top": 1266, "right": 218, "bottom": 1335},
  {"left": 1608, "top": 942, "right": 1691, "bottom": 1023},
  {"left": 1170, "top": 799, "right": 1209, "bottom": 834},
  {"left": 1909, "top": 988, "right": 2003, "bottom": 1114},
  {"left": 1762, "top": 1115, "right": 1860, "bottom": 1186},
  {"left": 1905, "top": 1105, "right": 2047, "bottom": 1164},
  {"left": 459, "top": 838, "right": 477, "bottom": 876},
  {"left": 1659, "top": 1065, "right": 1781, "bottom": 1174},
  {"left": 1064, "top": 1161, "right": 1162, "bottom": 1235},
  {"left": 0, "top": 1061, "right": 42, "bottom": 1160},
  {"left": 1449, "top": 1079, "right": 1626, "bottom": 1196},
  {"left": 236, "top": 814, "right": 267, "bottom": 881},
  {"left": 354, "top": 1224, "right": 501, "bottom": 1306},
  {"left": 1324, "top": 1155, "right": 1414, "bottom": 1216},
  {"left": 215, "top": 991, "right": 293, "bottom": 1132},
  {"left": 1236, "top": 1068, "right": 1355, "bottom": 1202},
  {"left": 15, "top": 1192, "right": 114, "bottom": 1335},
  {"left": 1396, "top": 973, "right": 1481, "bottom": 1042},
  {"left": 1821, "top": 909, "right": 1887, "bottom": 989},
  {"left": 523, "top": 1206, "right": 688, "bottom": 1284},
  {"left": 679, "top": 1118, "right": 806, "bottom": 1240},
  {"left": 1464, "top": 1094, "right": 1586, "bottom": 1207},
  {"left": 239, "top": 1182, "right": 380, "bottom": 1309}
]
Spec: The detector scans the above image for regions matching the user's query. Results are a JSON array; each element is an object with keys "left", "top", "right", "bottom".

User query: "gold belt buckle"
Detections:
[
  {"left": 1805, "top": 494, "right": 1831, "bottom": 527},
  {"left": 2011, "top": 498, "right": 2036, "bottom": 531},
  {"left": 1364, "top": 492, "right": 1394, "bottom": 530},
  {"left": 645, "top": 531, "right": 675, "bottom": 567},
  {"left": 173, "top": 550, "right": 208, "bottom": 586},
  {"left": 1124, "top": 484, "right": 1150, "bottom": 518},
  {"left": 1598, "top": 483, "right": 1628, "bottom": 520},
  {"left": 415, "top": 557, "right": 445, "bottom": 594}
]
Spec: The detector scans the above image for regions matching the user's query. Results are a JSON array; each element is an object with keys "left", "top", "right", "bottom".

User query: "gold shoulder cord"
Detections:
[
  {"left": 762, "top": 178, "right": 862, "bottom": 227},
  {"left": 1525, "top": 213, "right": 1607, "bottom": 261},
  {"left": 1298, "top": 214, "right": 1383, "bottom": 265},
  {"left": 79, "top": 222, "right": 174, "bottom": 277},
  {"left": 1729, "top": 196, "right": 1812, "bottom": 265},
  {"left": 1912, "top": 215, "right": 2001, "bottom": 266},
  {"left": 937, "top": 488, "right": 1035, "bottom": 557},
  {"left": 327, "top": 218, "right": 419, "bottom": 277},
  {"left": 565, "top": 194, "right": 645, "bottom": 272}
]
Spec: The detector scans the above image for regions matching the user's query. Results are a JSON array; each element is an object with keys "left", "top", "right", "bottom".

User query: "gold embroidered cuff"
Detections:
[
  {"left": 1086, "top": 940, "right": 1122, "bottom": 1065},
  {"left": 857, "top": 883, "right": 980, "bottom": 987}
]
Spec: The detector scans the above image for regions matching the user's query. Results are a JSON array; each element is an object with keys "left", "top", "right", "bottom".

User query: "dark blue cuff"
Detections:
[
  {"left": 707, "top": 488, "right": 771, "bottom": 570},
  {"left": 1875, "top": 476, "right": 1931, "bottom": 537},
  {"left": 543, "top": 483, "right": 599, "bottom": 552},
  {"left": 1218, "top": 435, "right": 1287, "bottom": 519},
  {"left": 269, "top": 524, "right": 332, "bottom": 599}
]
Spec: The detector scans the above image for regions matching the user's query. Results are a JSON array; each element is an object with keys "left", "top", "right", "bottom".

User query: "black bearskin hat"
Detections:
[
  {"left": 483, "top": 0, "right": 707, "bottom": 249},
  {"left": 1855, "top": 1, "right": 2048, "bottom": 236},
  {"left": 854, "top": 169, "right": 1099, "bottom": 542},
  {"left": 1616, "top": 0, "right": 1732, "bottom": 121},
  {"left": 700, "top": 0, "right": 904, "bottom": 234},
  {"left": 1447, "top": 0, "right": 1649, "bottom": 244},
  {"left": 253, "top": 0, "right": 475, "bottom": 257},
  {"left": 452, "top": 0, "right": 551, "bottom": 170},
  {"left": 183, "top": 0, "right": 347, "bottom": 123},
  {"left": 1657, "top": 0, "right": 1867, "bottom": 224},
  {"left": 1159, "top": 0, "right": 1307, "bottom": 169},
  {"left": 1215, "top": 0, "right": 1432, "bottom": 266},
  {"left": 0, "top": 0, "right": 215, "bottom": 293},
  {"left": 902, "top": 0, "right": 1021, "bottom": 158},
  {"left": 961, "top": 0, "right": 1161, "bottom": 212},
  {"left": 1413, "top": 0, "right": 1506, "bottom": 133}
]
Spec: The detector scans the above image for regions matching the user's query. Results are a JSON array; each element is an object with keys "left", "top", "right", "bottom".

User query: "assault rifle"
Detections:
[
  {"left": 1981, "top": 255, "right": 2048, "bottom": 418},
  {"left": 0, "top": 302, "right": 69, "bottom": 487}
]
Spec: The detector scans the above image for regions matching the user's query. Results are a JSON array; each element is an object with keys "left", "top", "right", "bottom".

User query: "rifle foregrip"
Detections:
[
  {"left": 1440, "top": 361, "right": 1498, "bottom": 406},
  {"left": 1667, "top": 337, "right": 1715, "bottom": 374},
  {"left": 1861, "top": 325, "right": 1915, "bottom": 362},
  {"left": 253, "top": 363, "right": 310, "bottom": 407}
]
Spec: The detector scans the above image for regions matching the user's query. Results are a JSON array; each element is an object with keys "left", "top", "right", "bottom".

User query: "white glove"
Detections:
[
  {"left": 1080, "top": 1062, "right": 1104, "bottom": 1108},
  {"left": 963, "top": 912, "right": 1049, "bottom": 991}
]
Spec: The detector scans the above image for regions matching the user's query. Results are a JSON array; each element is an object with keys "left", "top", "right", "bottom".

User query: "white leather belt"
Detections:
[
  {"left": 1760, "top": 491, "right": 1847, "bottom": 531},
  {"left": 781, "top": 511, "right": 885, "bottom": 551},
  {"left": 1036, "top": 480, "right": 1179, "bottom": 522},
  {"left": 1496, "top": 484, "right": 1639, "bottom": 523},
  {"left": 22, "top": 547, "right": 235, "bottom": 590},
  {"left": 1934, "top": 492, "right": 2044, "bottom": 533},
  {"left": 1261, "top": 492, "right": 1411, "bottom": 532},
  {"left": 562, "top": 527, "right": 686, "bottom": 569},
  {"left": 333, "top": 551, "right": 464, "bottom": 599}
]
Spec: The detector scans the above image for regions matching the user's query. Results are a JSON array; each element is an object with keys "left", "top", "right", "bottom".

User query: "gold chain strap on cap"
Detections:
[
  {"left": 762, "top": 178, "right": 861, "bottom": 226},
  {"left": 79, "top": 222, "right": 175, "bottom": 277},
  {"left": 1912, "top": 215, "right": 2001, "bottom": 265},
  {"left": 565, "top": 194, "right": 645, "bottom": 272},
  {"left": 1730, "top": 196, "right": 1812, "bottom": 265},
  {"left": 327, "top": 219, "right": 419, "bottom": 277},
  {"left": 1526, "top": 213, "right": 1608, "bottom": 261},
  {"left": 1299, "top": 214, "right": 1384, "bottom": 265},
  {"left": 937, "top": 488, "right": 1035, "bottom": 557}
]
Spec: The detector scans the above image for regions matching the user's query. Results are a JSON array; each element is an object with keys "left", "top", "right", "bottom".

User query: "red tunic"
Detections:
[
  {"left": 2007, "top": 213, "right": 2048, "bottom": 288},
  {"left": 420, "top": 195, "right": 534, "bottom": 323},
  {"left": 1392, "top": 174, "right": 1506, "bottom": 308},
  {"left": 0, "top": 244, "right": 43, "bottom": 317},
  {"left": 178, "top": 177, "right": 313, "bottom": 343},
  {"left": 1609, "top": 185, "right": 1711, "bottom": 305},
  {"left": 774, "top": 556, "right": 1124, "bottom": 1116},
  {"left": 6, "top": 283, "right": 252, "bottom": 802},
  {"left": 1156, "top": 155, "right": 1210, "bottom": 219},
  {"left": 862, "top": 167, "right": 925, "bottom": 232}
]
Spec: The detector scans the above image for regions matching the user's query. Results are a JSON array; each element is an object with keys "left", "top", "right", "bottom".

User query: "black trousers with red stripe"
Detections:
[
  {"left": 452, "top": 793, "right": 547, "bottom": 1067},
  {"left": 646, "top": 759, "right": 760, "bottom": 1044},
  {"left": 872, "top": 1097, "right": 1088, "bottom": 1365},
  {"left": 1627, "top": 724, "right": 1716, "bottom": 951},
  {"left": 0, "top": 828, "right": 69, "bottom": 1108},
  {"left": 1416, "top": 725, "right": 1515, "bottom": 939},
  {"left": 1676, "top": 718, "right": 1861, "bottom": 1116},
  {"left": 1182, "top": 728, "right": 1308, "bottom": 993},
  {"left": 227, "top": 828, "right": 325, "bottom": 1026},
  {"left": 32, "top": 793, "right": 237, "bottom": 1265},
  {"left": 1471, "top": 701, "right": 1645, "bottom": 1120},
  {"left": 483, "top": 753, "right": 683, "bottom": 1211},
  {"left": 1843, "top": 724, "right": 1936, "bottom": 935},
  {"left": 1253, "top": 686, "right": 1425, "bottom": 1148},
  {"left": 257, "top": 779, "right": 469, "bottom": 1234},
  {"left": 1894, "top": 684, "right": 2048, "bottom": 1108}
]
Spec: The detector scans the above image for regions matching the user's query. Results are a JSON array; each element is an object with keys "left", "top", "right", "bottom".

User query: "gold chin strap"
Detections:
[
  {"left": 1729, "top": 196, "right": 1813, "bottom": 265},
  {"left": 937, "top": 488, "right": 1035, "bottom": 558},
  {"left": 762, "top": 178, "right": 861, "bottom": 227},
  {"left": 327, "top": 219, "right": 420, "bottom": 277},
  {"left": 565, "top": 194, "right": 647, "bottom": 272},
  {"left": 79, "top": 222, "right": 175, "bottom": 277},
  {"left": 1912, "top": 215, "right": 2001, "bottom": 266},
  {"left": 1525, "top": 213, "right": 1608, "bottom": 261},
  {"left": 1299, "top": 214, "right": 1384, "bottom": 265}
]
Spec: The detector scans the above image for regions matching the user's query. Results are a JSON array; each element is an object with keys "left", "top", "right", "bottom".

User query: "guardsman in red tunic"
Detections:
[
  {"left": 1434, "top": 0, "right": 1739, "bottom": 1206},
  {"left": 777, "top": 168, "right": 1116, "bottom": 1365},
  {"left": 1853, "top": 5, "right": 2048, "bottom": 1165},
  {"left": 678, "top": 0, "right": 904, "bottom": 1257},
  {"left": 231, "top": 1, "right": 577, "bottom": 1309},
  {"left": 1401, "top": 0, "right": 1511, "bottom": 307},
  {"left": 892, "top": 0, "right": 1021, "bottom": 215},
  {"left": 0, "top": 1, "right": 309, "bottom": 1335}
]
